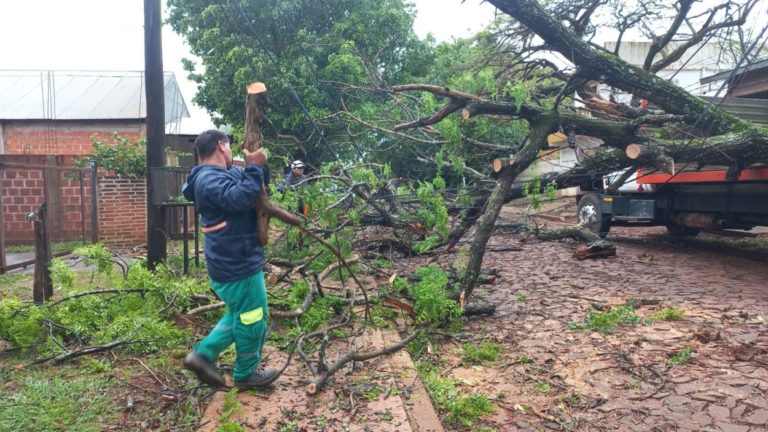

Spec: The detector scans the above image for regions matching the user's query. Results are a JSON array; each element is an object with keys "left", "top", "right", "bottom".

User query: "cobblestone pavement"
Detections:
[{"left": 410, "top": 219, "right": 768, "bottom": 431}]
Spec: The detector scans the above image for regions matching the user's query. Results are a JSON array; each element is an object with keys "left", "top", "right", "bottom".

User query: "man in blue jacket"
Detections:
[{"left": 181, "top": 129, "right": 278, "bottom": 389}]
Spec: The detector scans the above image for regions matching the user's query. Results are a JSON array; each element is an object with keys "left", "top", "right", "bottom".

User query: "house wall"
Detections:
[
  {"left": 0, "top": 120, "right": 145, "bottom": 155},
  {"left": 165, "top": 134, "right": 197, "bottom": 167},
  {"left": 1, "top": 173, "right": 148, "bottom": 248}
]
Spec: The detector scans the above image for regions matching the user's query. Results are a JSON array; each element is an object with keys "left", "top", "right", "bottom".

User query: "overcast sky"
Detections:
[{"left": 0, "top": 0, "right": 496, "bottom": 130}]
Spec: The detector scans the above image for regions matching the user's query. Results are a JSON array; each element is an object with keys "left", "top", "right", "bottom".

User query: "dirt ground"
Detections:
[{"left": 200, "top": 201, "right": 768, "bottom": 431}]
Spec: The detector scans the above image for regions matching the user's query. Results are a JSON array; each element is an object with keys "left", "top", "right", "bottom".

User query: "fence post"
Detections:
[
  {"left": 31, "top": 202, "right": 53, "bottom": 304},
  {"left": 44, "top": 156, "right": 61, "bottom": 239},
  {"left": 89, "top": 160, "right": 99, "bottom": 243},
  {"left": 183, "top": 206, "right": 188, "bottom": 275},
  {"left": 0, "top": 174, "right": 5, "bottom": 274},
  {"left": 79, "top": 170, "right": 86, "bottom": 244}
]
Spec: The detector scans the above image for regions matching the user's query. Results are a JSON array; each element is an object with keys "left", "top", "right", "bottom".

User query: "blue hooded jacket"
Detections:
[{"left": 182, "top": 164, "right": 265, "bottom": 282}]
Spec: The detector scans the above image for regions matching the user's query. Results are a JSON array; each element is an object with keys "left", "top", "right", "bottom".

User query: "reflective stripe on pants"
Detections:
[{"left": 193, "top": 271, "right": 268, "bottom": 381}]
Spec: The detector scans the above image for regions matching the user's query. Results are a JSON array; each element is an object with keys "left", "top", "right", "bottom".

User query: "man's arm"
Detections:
[
  {"left": 202, "top": 148, "right": 268, "bottom": 213},
  {"left": 203, "top": 165, "right": 264, "bottom": 213}
]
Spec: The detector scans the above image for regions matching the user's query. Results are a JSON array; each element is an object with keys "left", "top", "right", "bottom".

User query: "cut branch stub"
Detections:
[
  {"left": 492, "top": 156, "right": 517, "bottom": 173},
  {"left": 244, "top": 82, "right": 271, "bottom": 246},
  {"left": 625, "top": 143, "right": 675, "bottom": 175},
  {"left": 244, "top": 82, "right": 268, "bottom": 152},
  {"left": 243, "top": 82, "right": 303, "bottom": 244}
]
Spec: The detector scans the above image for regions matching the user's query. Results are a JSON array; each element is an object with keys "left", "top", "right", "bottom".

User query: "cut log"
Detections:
[
  {"left": 625, "top": 143, "right": 675, "bottom": 174},
  {"left": 244, "top": 82, "right": 272, "bottom": 246},
  {"left": 243, "top": 82, "right": 303, "bottom": 245},
  {"left": 463, "top": 303, "right": 496, "bottom": 316},
  {"left": 573, "top": 240, "right": 616, "bottom": 260},
  {"left": 492, "top": 157, "right": 517, "bottom": 173}
]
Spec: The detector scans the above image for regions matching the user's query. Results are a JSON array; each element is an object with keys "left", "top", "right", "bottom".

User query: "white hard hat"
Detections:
[{"left": 291, "top": 160, "right": 305, "bottom": 169}]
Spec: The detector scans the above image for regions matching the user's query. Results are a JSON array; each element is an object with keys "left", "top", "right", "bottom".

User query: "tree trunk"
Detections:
[{"left": 460, "top": 116, "right": 556, "bottom": 300}]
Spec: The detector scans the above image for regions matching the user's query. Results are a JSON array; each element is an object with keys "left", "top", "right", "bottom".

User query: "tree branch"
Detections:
[
  {"left": 486, "top": 0, "right": 747, "bottom": 133},
  {"left": 642, "top": 0, "right": 695, "bottom": 71},
  {"left": 306, "top": 330, "right": 420, "bottom": 395}
]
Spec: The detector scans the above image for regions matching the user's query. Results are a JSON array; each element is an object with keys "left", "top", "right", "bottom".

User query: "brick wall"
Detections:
[
  {"left": 97, "top": 177, "right": 147, "bottom": 247},
  {"left": 1, "top": 167, "right": 45, "bottom": 240},
  {"left": 0, "top": 155, "right": 94, "bottom": 243},
  {"left": 1, "top": 156, "right": 151, "bottom": 248},
  {"left": 1, "top": 121, "right": 144, "bottom": 155}
]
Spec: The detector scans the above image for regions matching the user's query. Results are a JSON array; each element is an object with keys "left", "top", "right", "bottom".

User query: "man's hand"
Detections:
[{"left": 243, "top": 148, "right": 267, "bottom": 166}]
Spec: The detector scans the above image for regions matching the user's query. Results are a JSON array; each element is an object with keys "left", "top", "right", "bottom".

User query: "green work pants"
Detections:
[{"left": 194, "top": 271, "right": 268, "bottom": 382}]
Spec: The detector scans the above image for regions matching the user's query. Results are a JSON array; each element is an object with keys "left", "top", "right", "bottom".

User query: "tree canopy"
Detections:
[
  {"left": 168, "top": 0, "right": 768, "bottom": 297},
  {"left": 167, "top": 0, "right": 434, "bottom": 166}
]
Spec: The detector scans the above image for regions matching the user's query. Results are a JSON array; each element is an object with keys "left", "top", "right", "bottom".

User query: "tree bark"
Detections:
[
  {"left": 460, "top": 116, "right": 556, "bottom": 301},
  {"left": 625, "top": 143, "right": 675, "bottom": 174},
  {"left": 243, "top": 82, "right": 303, "bottom": 245},
  {"left": 244, "top": 82, "right": 274, "bottom": 246}
]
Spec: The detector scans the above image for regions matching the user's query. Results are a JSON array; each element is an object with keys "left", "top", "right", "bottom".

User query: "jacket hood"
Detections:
[{"left": 183, "top": 165, "right": 212, "bottom": 202}]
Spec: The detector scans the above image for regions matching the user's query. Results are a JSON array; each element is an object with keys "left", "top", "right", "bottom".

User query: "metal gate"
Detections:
[{"left": 0, "top": 157, "right": 98, "bottom": 273}]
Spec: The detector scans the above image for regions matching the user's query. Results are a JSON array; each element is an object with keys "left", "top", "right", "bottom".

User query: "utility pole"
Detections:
[{"left": 144, "top": 0, "right": 167, "bottom": 268}]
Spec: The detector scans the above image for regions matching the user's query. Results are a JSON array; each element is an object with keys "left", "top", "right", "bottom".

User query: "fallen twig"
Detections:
[
  {"left": 306, "top": 330, "right": 420, "bottom": 395},
  {"left": 186, "top": 302, "right": 224, "bottom": 316},
  {"left": 46, "top": 289, "right": 148, "bottom": 307},
  {"left": 28, "top": 340, "right": 136, "bottom": 366},
  {"left": 272, "top": 276, "right": 322, "bottom": 318},
  {"left": 127, "top": 357, "right": 170, "bottom": 390},
  {"left": 318, "top": 257, "right": 361, "bottom": 281}
]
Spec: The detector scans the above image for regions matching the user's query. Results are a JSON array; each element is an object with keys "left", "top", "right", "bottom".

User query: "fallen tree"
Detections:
[{"left": 387, "top": 0, "right": 767, "bottom": 300}]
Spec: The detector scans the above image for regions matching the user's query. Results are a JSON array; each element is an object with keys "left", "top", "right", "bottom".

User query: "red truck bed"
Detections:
[{"left": 638, "top": 167, "right": 768, "bottom": 184}]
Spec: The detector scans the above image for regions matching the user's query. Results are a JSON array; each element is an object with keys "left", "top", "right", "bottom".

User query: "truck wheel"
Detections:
[
  {"left": 665, "top": 223, "right": 700, "bottom": 238},
  {"left": 578, "top": 193, "right": 611, "bottom": 237}
]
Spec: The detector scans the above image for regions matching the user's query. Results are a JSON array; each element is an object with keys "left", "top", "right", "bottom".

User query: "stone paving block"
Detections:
[
  {"left": 665, "top": 395, "right": 692, "bottom": 407},
  {"left": 690, "top": 412, "right": 713, "bottom": 428},
  {"left": 732, "top": 403, "right": 748, "bottom": 419},
  {"left": 716, "top": 422, "right": 751, "bottom": 432},
  {"left": 743, "top": 408, "right": 768, "bottom": 426},
  {"left": 709, "top": 404, "right": 732, "bottom": 421},
  {"left": 691, "top": 393, "right": 722, "bottom": 403}
]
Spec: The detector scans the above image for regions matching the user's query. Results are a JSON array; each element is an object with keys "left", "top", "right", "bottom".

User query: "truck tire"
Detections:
[
  {"left": 665, "top": 223, "right": 700, "bottom": 238},
  {"left": 578, "top": 193, "right": 611, "bottom": 237}
]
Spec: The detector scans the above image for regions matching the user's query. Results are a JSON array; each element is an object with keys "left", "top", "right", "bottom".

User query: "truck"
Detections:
[{"left": 577, "top": 165, "right": 768, "bottom": 237}]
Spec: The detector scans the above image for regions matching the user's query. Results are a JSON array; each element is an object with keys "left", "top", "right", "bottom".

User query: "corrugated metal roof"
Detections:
[
  {"left": 700, "top": 59, "right": 768, "bottom": 84},
  {"left": 702, "top": 96, "right": 768, "bottom": 124},
  {"left": 0, "top": 70, "right": 190, "bottom": 122}
]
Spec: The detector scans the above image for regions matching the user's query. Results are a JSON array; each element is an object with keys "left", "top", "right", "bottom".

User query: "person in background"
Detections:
[
  {"left": 277, "top": 160, "right": 308, "bottom": 215},
  {"left": 277, "top": 160, "right": 305, "bottom": 193},
  {"left": 181, "top": 129, "right": 279, "bottom": 390}
]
